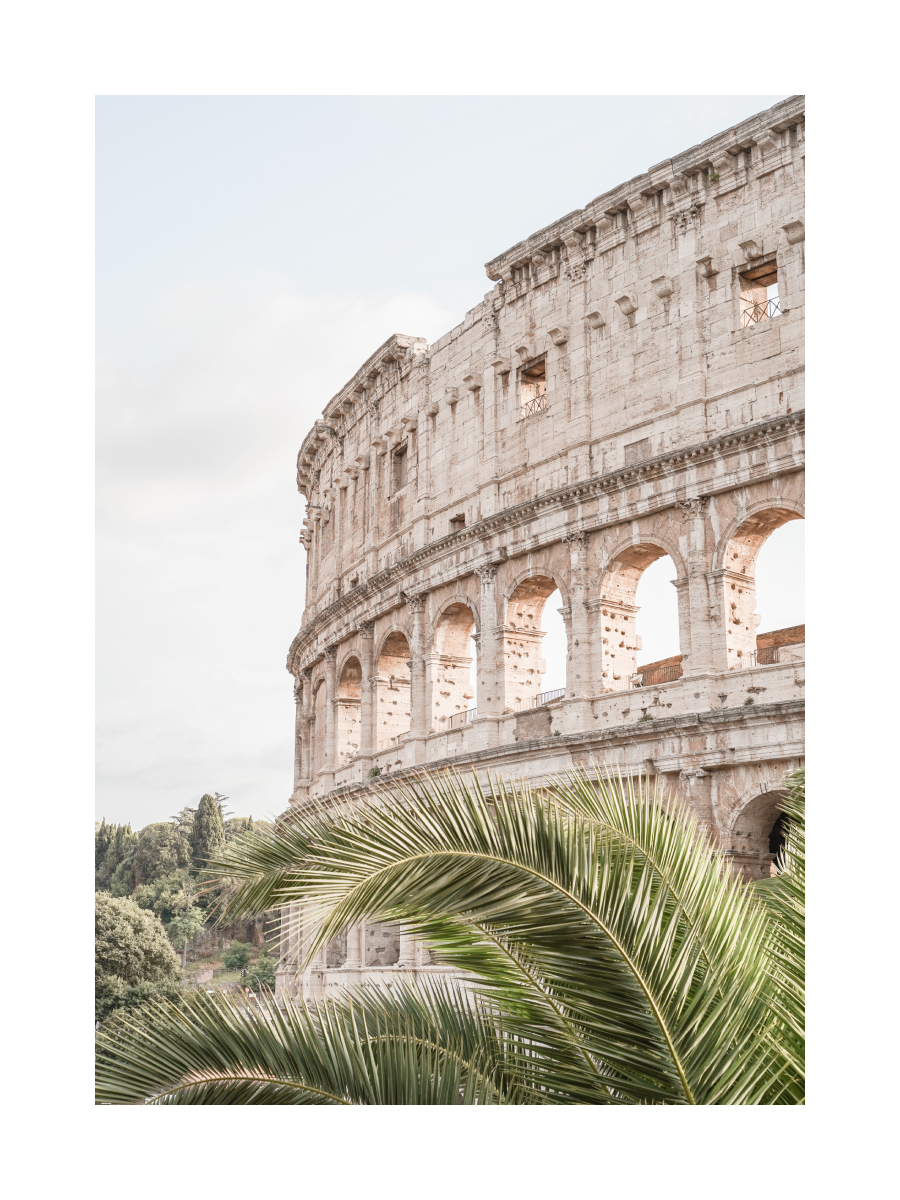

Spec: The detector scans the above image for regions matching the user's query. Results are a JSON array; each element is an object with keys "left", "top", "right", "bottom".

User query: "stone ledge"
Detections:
[{"left": 289, "top": 698, "right": 805, "bottom": 814}]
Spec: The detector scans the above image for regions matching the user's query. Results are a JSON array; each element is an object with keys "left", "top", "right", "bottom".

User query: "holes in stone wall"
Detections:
[
  {"left": 602, "top": 545, "right": 680, "bottom": 690},
  {"left": 376, "top": 632, "right": 411, "bottom": 750},
  {"left": 431, "top": 603, "right": 477, "bottom": 728},
  {"left": 504, "top": 576, "right": 561, "bottom": 707}
]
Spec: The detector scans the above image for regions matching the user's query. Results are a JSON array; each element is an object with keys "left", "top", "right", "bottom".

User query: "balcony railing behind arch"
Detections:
[
  {"left": 741, "top": 297, "right": 782, "bottom": 327},
  {"left": 448, "top": 707, "right": 478, "bottom": 729}
]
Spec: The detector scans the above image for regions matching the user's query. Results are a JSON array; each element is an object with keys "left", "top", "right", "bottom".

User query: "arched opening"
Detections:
[
  {"left": 722, "top": 509, "right": 804, "bottom": 671},
  {"left": 431, "top": 602, "right": 477, "bottom": 729},
  {"left": 375, "top": 631, "right": 411, "bottom": 750},
  {"left": 336, "top": 657, "right": 362, "bottom": 765},
  {"left": 601, "top": 545, "right": 680, "bottom": 691},
  {"left": 311, "top": 679, "right": 327, "bottom": 776},
  {"left": 540, "top": 589, "right": 567, "bottom": 693},
  {"left": 503, "top": 576, "right": 561, "bottom": 709},
  {"left": 633, "top": 555, "right": 681, "bottom": 686},
  {"left": 729, "top": 790, "right": 788, "bottom": 881}
]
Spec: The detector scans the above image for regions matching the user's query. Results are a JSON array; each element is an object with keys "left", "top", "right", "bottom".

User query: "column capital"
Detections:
[
  {"left": 324, "top": 644, "right": 339, "bottom": 662},
  {"left": 678, "top": 496, "right": 710, "bottom": 519},
  {"left": 301, "top": 666, "right": 313, "bottom": 681},
  {"left": 475, "top": 564, "right": 497, "bottom": 584},
  {"left": 403, "top": 590, "right": 428, "bottom": 613},
  {"left": 357, "top": 619, "right": 376, "bottom": 638},
  {"left": 562, "top": 528, "right": 586, "bottom": 547}
]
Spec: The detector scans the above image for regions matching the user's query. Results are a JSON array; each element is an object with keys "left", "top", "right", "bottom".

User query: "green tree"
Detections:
[
  {"left": 133, "top": 870, "right": 194, "bottom": 923},
  {"left": 167, "top": 905, "right": 207, "bottom": 969},
  {"left": 249, "top": 949, "right": 276, "bottom": 990},
  {"left": 191, "top": 794, "right": 225, "bottom": 873},
  {"left": 95, "top": 893, "right": 181, "bottom": 1023},
  {"left": 132, "top": 822, "right": 192, "bottom": 886},
  {"left": 221, "top": 941, "right": 253, "bottom": 972},
  {"left": 95, "top": 821, "right": 138, "bottom": 891},
  {"left": 96, "top": 770, "right": 804, "bottom": 1105}
]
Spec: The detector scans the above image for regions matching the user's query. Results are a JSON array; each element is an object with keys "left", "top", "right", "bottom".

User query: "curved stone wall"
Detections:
[{"left": 278, "top": 96, "right": 805, "bottom": 999}]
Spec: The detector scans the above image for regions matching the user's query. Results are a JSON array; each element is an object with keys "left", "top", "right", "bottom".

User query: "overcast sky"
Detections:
[{"left": 96, "top": 95, "right": 802, "bottom": 830}]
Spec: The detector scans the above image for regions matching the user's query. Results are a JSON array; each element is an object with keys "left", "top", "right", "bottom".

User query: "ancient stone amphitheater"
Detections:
[{"left": 277, "top": 95, "right": 805, "bottom": 1001}]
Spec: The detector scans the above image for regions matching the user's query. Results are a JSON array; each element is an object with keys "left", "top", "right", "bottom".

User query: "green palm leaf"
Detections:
[
  {"left": 96, "top": 980, "right": 528, "bottom": 1105},
  {"left": 102, "top": 769, "right": 804, "bottom": 1104},
  {"left": 200, "top": 768, "right": 800, "bottom": 1104}
]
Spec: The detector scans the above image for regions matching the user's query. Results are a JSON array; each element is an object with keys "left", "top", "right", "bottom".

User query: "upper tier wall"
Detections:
[{"left": 294, "top": 95, "right": 804, "bottom": 667}]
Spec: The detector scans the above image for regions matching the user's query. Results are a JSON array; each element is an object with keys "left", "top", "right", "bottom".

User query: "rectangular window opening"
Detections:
[
  {"left": 740, "top": 261, "right": 780, "bottom": 327},
  {"left": 449, "top": 514, "right": 466, "bottom": 533},
  {"left": 392, "top": 445, "right": 408, "bottom": 491},
  {"left": 520, "top": 358, "right": 547, "bottom": 418}
]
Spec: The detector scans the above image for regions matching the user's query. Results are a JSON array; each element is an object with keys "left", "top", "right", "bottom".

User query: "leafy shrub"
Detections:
[
  {"left": 95, "top": 975, "right": 185, "bottom": 1024},
  {"left": 222, "top": 941, "right": 253, "bottom": 971},
  {"left": 250, "top": 950, "right": 276, "bottom": 989}
]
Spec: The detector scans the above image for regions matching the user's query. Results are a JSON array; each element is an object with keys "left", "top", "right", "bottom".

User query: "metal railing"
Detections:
[
  {"left": 448, "top": 707, "right": 478, "bottom": 729},
  {"left": 526, "top": 687, "right": 565, "bottom": 708},
  {"left": 740, "top": 298, "right": 781, "bottom": 327},
  {"left": 745, "top": 646, "right": 780, "bottom": 667},
  {"left": 631, "top": 662, "right": 683, "bottom": 687},
  {"left": 522, "top": 392, "right": 548, "bottom": 418}
]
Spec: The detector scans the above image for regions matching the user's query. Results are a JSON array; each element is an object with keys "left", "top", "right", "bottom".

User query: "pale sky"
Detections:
[{"left": 96, "top": 95, "right": 800, "bottom": 829}]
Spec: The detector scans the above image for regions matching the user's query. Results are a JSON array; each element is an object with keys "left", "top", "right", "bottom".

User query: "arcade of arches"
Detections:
[{"left": 294, "top": 499, "right": 804, "bottom": 882}]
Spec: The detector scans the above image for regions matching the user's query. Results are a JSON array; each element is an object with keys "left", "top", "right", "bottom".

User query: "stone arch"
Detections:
[
  {"left": 375, "top": 629, "right": 411, "bottom": 750},
  {"left": 714, "top": 501, "right": 804, "bottom": 669},
  {"left": 429, "top": 593, "right": 481, "bottom": 645},
  {"left": 722, "top": 784, "right": 789, "bottom": 881},
  {"left": 430, "top": 599, "right": 478, "bottom": 729},
  {"left": 597, "top": 532, "right": 687, "bottom": 593},
  {"left": 596, "top": 536, "right": 687, "bottom": 691},
  {"left": 374, "top": 621, "right": 411, "bottom": 665},
  {"left": 336, "top": 655, "right": 362, "bottom": 765},
  {"left": 502, "top": 571, "right": 569, "bottom": 710},
  {"left": 714, "top": 499, "right": 805, "bottom": 572}
]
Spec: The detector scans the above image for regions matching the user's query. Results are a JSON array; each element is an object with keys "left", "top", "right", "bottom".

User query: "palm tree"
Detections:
[{"left": 95, "top": 769, "right": 804, "bottom": 1104}]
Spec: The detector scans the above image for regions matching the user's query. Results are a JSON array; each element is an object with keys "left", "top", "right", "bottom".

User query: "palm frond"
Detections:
[
  {"left": 95, "top": 980, "right": 524, "bottom": 1106},
  {"left": 203, "top": 768, "right": 794, "bottom": 1104}
]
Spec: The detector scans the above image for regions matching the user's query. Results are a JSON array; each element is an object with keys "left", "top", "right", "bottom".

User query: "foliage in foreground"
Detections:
[{"left": 96, "top": 769, "right": 804, "bottom": 1104}]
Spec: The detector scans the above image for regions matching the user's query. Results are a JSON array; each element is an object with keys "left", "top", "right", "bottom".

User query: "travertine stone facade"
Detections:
[{"left": 277, "top": 97, "right": 805, "bottom": 1001}]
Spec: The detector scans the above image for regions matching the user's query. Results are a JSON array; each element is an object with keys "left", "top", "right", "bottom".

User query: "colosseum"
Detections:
[{"left": 277, "top": 95, "right": 805, "bottom": 1001}]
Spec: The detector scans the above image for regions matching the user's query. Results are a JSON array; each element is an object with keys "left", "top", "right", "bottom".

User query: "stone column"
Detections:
[
  {"left": 357, "top": 621, "right": 376, "bottom": 764},
  {"left": 297, "top": 667, "right": 313, "bottom": 795},
  {"left": 677, "top": 497, "right": 714, "bottom": 677},
  {"left": 563, "top": 530, "right": 591, "bottom": 699},
  {"left": 292, "top": 675, "right": 304, "bottom": 794},
  {"left": 405, "top": 591, "right": 429, "bottom": 762},
  {"left": 344, "top": 919, "right": 365, "bottom": 970},
  {"left": 476, "top": 565, "right": 503, "bottom": 721},
  {"left": 397, "top": 931, "right": 418, "bottom": 969},
  {"left": 322, "top": 645, "right": 338, "bottom": 789}
]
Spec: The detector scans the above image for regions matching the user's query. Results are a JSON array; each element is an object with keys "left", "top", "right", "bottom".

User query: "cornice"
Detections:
[
  {"left": 287, "top": 409, "right": 805, "bottom": 673},
  {"left": 285, "top": 698, "right": 805, "bottom": 813},
  {"left": 484, "top": 95, "right": 805, "bottom": 283}
]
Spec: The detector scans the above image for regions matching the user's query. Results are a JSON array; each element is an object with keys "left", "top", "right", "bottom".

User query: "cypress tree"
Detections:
[{"left": 191, "top": 794, "right": 225, "bottom": 872}]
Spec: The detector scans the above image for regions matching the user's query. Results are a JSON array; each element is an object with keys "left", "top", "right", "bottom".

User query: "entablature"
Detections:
[{"left": 483, "top": 95, "right": 804, "bottom": 285}]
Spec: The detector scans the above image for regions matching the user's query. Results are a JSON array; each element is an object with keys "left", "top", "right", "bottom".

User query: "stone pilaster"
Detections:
[
  {"left": 322, "top": 645, "right": 338, "bottom": 789},
  {"left": 404, "top": 591, "right": 429, "bottom": 761},
  {"left": 678, "top": 497, "right": 714, "bottom": 677},
  {"left": 357, "top": 621, "right": 376, "bottom": 763},
  {"left": 563, "top": 530, "right": 591, "bottom": 699},
  {"left": 343, "top": 919, "right": 365, "bottom": 970},
  {"left": 476, "top": 565, "right": 503, "bottom": 721},
  {"left": 292, "top": 675, "right": 304, "bottom": 793}
]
